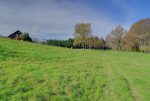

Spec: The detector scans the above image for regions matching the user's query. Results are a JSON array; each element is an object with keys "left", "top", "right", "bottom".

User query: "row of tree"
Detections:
[
  {"left": 73, "top": 23, "right": 106, "bottom": 49},
  {"left": 46, "top": 23, "right": 107, "bottom": 49},
  {"left": 73, "top": 18, "right": 150, "bottom": 52},
  {"left": 8, "top": 18, "right": 150, "bottom": 52},
  {"left": 46, "top": 37, "right": 107, "bottom": 49},
  {"left": 47, "top": 38, "right": 73, "bottom": 48}
]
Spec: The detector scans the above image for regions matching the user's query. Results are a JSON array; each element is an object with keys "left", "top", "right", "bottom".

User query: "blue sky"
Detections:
[{"left": 0, "top": 0, "right": 150, "bottom": 40}]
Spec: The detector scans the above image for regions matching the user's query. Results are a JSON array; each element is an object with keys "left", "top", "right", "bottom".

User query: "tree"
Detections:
[
  {"left": 106, "top": 34, "right": 112, "bottom": 49},
  {"left": 47, "top": 39, "right": 74, "bottom": 48},
  {"left": 67, "top": 38, "right": 74, "bottom": 48},
  {"left": 99, "top": 38, "right": 106, "bottom": 49},
  {"left": 106, "top": 25, "right": 126, "bottom": 50},
  {"left": 73, "top": 23, "right": 92, "bottom": 49},
  {"left": 92, "top": 36, "right": 101, "bottom": 49},
  {"left": 22, "top": 32, "right": 32, "bottom": 42},
  {"left": 125, "top": 18, "right": 150, "bottom": 52}
]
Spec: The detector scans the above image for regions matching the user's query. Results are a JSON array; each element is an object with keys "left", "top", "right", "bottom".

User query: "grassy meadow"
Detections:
[{"left": 0, "top": 37, "right": 150, "bottom": 101}]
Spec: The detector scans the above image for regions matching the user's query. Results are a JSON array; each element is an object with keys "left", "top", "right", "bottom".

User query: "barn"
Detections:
[{"left": 8, "top": 30, "right": 22, "bottom": 40}]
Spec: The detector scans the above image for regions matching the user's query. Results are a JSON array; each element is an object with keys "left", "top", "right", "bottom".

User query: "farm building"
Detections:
[{"left": 8, "top": 30, "right": 22, "bottom": 40}]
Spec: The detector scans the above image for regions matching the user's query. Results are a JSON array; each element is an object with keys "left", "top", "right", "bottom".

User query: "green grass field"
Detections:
[{"left": 0, "top": 37, "right": 150, "bottom": 101}]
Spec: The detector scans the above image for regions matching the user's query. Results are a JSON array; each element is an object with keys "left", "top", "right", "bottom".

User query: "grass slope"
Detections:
[{"left": 0, "top": 38, "right": 150, "bottom": 101}]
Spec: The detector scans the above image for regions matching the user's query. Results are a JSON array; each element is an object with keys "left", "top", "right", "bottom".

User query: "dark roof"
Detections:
[{"left": 8, "top": 30, "right": 22, "bottom": 39}]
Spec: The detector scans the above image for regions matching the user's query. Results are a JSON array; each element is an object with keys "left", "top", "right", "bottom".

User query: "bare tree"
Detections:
[{"left": 106, "top": 25, "right": 126, "bottom": 50}]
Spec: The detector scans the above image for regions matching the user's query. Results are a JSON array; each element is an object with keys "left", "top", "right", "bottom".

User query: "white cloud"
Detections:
[{"left": 0, "top": 0, "right": 122, "bottom": 39}]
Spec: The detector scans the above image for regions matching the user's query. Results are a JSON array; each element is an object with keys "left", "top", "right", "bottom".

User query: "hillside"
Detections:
[{"left": 0, "top": 38, "right": 150, "bottom": 101}]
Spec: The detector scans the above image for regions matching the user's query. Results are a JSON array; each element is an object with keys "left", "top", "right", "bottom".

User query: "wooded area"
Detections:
[{"left": 5, "top": 18, "right": 150, "bottom": 52}]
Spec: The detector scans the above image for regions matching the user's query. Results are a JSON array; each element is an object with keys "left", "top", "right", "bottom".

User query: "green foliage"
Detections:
[
  {"left": 0, "top": 37, "right": 150, "bottom": 101},
  {"left": 73, "top": 23, "right": 92, "bottom": 48},
  {"left": 125, "top": 18, "right": 150, "bottom": 51},
  {"left": 47, "top": 38, "right": 74, "bottom": 48},
  {"left": 21, "top": 32, "right": 32, "bottom": 42}
]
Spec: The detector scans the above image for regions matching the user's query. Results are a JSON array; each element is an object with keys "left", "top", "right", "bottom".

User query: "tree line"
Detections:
[
  {"left": 47, "top": 23, "right": 107, "bottom": 49},
  {"left": 72, "top": 18, "right": 150, "bottom": 52},
  {"left": 106, "top": 18, "right": 150, "bottom": 52},
  {"left": 47, "top": 38, "right": 73, "bottom": 48},
  {"left": 6, "top": 18, "right": 150, "bottom": 52}
]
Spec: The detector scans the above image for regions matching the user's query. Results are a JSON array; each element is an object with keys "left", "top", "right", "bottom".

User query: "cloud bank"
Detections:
[{"left": 0, "top": 0, "right": 134, "bottom": 39}]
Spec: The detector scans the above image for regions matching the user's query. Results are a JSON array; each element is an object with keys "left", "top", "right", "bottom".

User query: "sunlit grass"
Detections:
[{"left": 0, "top": 38, "right": 149, "bottom": 101}]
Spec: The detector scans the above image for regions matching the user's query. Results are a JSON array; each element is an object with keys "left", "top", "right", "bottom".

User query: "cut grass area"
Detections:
[{"left": 0, "top": 38, "right": 150, "bottom": 101}]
